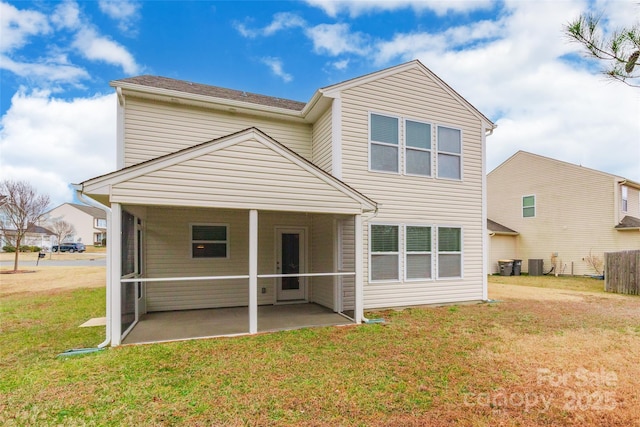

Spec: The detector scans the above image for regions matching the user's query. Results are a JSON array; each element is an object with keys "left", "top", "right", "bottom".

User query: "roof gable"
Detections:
[
  {"left": 491, "top": 151, "right": 639, "bottom": 187},
  {"left": 315, "top": 60, "right": 494, "bottom": 128},
  {"left": 80, "top": 128, "right": 376, "bottom": 214}
]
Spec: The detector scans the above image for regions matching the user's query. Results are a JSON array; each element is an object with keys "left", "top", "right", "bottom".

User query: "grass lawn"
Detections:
[{"left": 1, "top": 273, "right": 639, "bottom": 426}]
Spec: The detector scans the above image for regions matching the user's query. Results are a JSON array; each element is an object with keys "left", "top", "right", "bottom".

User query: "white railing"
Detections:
[{"left": 120, "top": 271, "right": 355, "bottom": 283}]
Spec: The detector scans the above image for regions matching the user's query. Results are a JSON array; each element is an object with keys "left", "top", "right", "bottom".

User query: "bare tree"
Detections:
[
  {"left": 584, "top": 249, "right": 604, "bottom": 276},
  {"left": 565, "top": 12, "right": 640, "bottom": 87},
  {"left": 0, "top": 180, "right": 50, "bottom": 271},
  {"left": 48, "top": 219, "right": 75, "bottom": 253}
]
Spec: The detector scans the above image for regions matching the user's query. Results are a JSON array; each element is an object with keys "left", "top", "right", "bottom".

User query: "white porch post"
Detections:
[
  {"left": 354, "top": 214, "right": 363, "bottom": 323},
  {"left": 249, "top": 209, "right": 258, "bottom": 334},
  {"left": 110, "top": 202, "right": 122, "bottom": 345}
]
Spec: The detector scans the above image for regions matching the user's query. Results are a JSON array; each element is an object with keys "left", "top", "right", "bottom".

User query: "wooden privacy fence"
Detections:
[{"left": 604, "top": 250, "right": 639, "bottom": 295}]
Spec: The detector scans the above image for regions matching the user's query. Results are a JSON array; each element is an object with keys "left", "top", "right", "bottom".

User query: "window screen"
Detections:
[{"left": 371, "top": 225, "right": 399, "bottom": 281}]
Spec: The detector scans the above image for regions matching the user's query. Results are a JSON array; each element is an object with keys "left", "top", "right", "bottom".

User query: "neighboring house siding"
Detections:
[
  {"left": 111, "top": 138, "right": 364, "bottom": 214},
  {"left": 488, "top": 152, "right": 640, "bottom": 276},
  {"left": 145, "top": 208, "right": 312, "bottom": 311},
  {"left": 123, "top": 97, "right": 312, "bottom": 166},
  {"left": 619, "top": 184, "right": 640, "bottom": 220},
  {"left": 311, "top": 106, "right": 333, "bottom": 174},
  {"left": 43, "top": 203, "right": 105, "bottom": 245},
  {"left": 310, "top": 213, "right": 335, "bottom": 309},
  {"left": 339, "top": 67, "right": 485, "bottom": 308}
]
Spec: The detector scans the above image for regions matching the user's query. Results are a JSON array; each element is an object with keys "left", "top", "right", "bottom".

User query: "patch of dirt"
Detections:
[{"left": 489, "top": 282, "right": 632, "bottom": 302}]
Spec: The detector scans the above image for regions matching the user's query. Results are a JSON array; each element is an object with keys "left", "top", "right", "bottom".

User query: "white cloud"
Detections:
[
  {"left": 2, "top": 0, "right": 141, "bottom": 85},
  {"left": 98, "top": 0, "right": 141, "bottom": 35},
  {"left": 306, "top": 23, "right": 371, "bottom": 56},
  {"left": 235, "top": 12, "right": 306, "bottom": 38},
  {"left": 332, "top": 59, "right": 350, "bottom": 70},
  {"left": 261, "top": 57, "right": 293, "bottom": 82},
  {"left": 304, "top": 0, "right": 493, "bottom": 17},
  {"left": 72, "top": 27, "right": 140, "bottom": 74},
  {"left": 50, "top": 0, "right": 81, "bottom": 30},
  {"left": 0, "top": 90, "right": 117, "bottom": 207},
  {"left": 0, "top": 54, "right": 89, "bottom": 82},
  {"left": 0, "top": 2, "right": 51, "bottom": 53}
]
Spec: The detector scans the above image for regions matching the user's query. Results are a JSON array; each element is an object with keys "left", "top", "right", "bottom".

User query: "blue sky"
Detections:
[{"left": 1, "top": 0, "right": 639, "bottom": 207}]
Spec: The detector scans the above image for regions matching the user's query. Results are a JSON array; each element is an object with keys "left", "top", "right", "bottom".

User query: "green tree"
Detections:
[{"left": 565, "top": 13, "right": 640, "bottom": 87}]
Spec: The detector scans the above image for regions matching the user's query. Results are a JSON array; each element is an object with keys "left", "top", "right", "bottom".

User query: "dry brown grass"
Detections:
[{"left": 0, "top": 266, "right": 105, "bottom": 295}]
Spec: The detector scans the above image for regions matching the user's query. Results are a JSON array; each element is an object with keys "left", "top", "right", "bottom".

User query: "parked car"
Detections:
[{"left": 52, "top": 243, "right": 86, "bottom": 253}]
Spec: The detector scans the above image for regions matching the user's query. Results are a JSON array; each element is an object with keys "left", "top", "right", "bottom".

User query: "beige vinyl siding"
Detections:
[
  {"left": 339, "top": 67, "right": 485, "bottom": 308},
  {"left": 338, "top": 217, "right": 356, "bottom": 311},
  {"left": 310, "top": 214, "right": 335, "bottom": 309},
  {"left": 123, "top": 97, "right": 312, "bottom": 166},
  {"left": 620, "top": 185, "right": 640, "bottom": 219},
  {"left": 111, "top": 138, "right": 364, "bottom": 215},
  {"left": 488, "top": 152, "right": 640, "bottom": 276},
  {"left": 145, "top": 208, "right": 313, "bottom": 311},
  {"left": 311, "top": 106, "right": 333, "bottom": 174}
]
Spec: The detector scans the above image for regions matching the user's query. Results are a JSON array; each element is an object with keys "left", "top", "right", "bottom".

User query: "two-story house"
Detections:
[
  {"left": 488, "top": 151, "right": 640, "bottom": 276},
  {"left": 43, "top": 203, "right": 108, "bottom": 246},
  {"left": 76, "top": 60, "right": 495, "bottom": 346}
]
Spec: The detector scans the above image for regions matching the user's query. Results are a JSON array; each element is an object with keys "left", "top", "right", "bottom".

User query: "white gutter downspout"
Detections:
[{"left": 73, "top": 184, "right": 111, "bottom": 348}]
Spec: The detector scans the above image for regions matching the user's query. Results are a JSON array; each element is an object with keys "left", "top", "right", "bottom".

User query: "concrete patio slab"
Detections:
[{"left": 122, "top": 303, "right": 352, "bottom": 345}]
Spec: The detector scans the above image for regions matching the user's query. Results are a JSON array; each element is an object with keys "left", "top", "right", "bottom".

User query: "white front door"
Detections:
[{"left": 276, "top": 228, "right": 306, "bottom": 301}]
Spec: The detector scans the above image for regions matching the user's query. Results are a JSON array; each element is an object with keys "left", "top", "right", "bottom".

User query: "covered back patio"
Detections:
[{"left": 77, "top": 128, "right": 376, "bottom": 346}]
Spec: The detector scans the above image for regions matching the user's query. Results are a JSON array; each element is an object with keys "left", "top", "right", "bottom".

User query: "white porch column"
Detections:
[
  {"left": 110, "top": 202, "right": 122, "bottom": 345},
  {"left": 249, "top": 209, "right": 258, "bottom": 334},
  {"left": 354, "top": 214, "right": 363, "bottom": 323}
]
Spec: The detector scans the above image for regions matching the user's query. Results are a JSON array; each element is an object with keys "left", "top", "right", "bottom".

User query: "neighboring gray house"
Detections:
[
  {"left": 43, "top": 203, "right": 107, "bottom": 246},
  {"left": 76, "top": 60, "right": 496, "bottom": 346}
]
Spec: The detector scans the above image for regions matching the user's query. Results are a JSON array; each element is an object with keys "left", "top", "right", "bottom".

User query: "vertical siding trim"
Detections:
[
  {"left": 249, "top": 210, "right": 258, "bottom": 334},
  {"left": 481, "top": 125, "right": 488, "bottom": 300},
  {"left": 331, "top": 97, "right": 343, "bottom": 179},
  {"left": 110, "top": 202, "right": 122, "bottom": 346},
  {"left": 117, "top": 89, "right": 125, "bottom": 169},
  {"left": 355, "top": 214, "right": 363, "bottom": 323}
]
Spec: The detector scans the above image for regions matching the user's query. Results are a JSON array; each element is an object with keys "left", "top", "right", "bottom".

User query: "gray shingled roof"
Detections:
[
  {"left": 487, "top": 219, "right": 518, "bottom": 234},
  {"left": 69, "top": 203, "right": 106, "bottom": 219},
  {"left": 112, "top": 75, "right": 307, "bottom": 111},
  {"left": 615, "top": 215, "right": 640, "bottom": 229}
]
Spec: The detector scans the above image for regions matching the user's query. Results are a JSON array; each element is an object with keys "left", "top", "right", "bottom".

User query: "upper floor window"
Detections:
[
  {"left": 370, "top": 113, "right": 399, "bottom": 173},
  {"left": 522, "top": 195, "right": 536, "bottom": 218},
  {"left": 192, "top": 224, "right": 228, "bottom": 258},
  {"left": 437, "top": 126, "right": 462, "bottom": 180},
  {"left": 621, "top": 186, "right": 628, "bottom": 212},
  {"left": 405, "top": 120, "right": 432, "bottom": 176},
  {"left": 370, "top": 224, "right": 399, "bottom": 281},
  {"left": 96, "top": 218, "right": 107, "bottom": 228}
]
